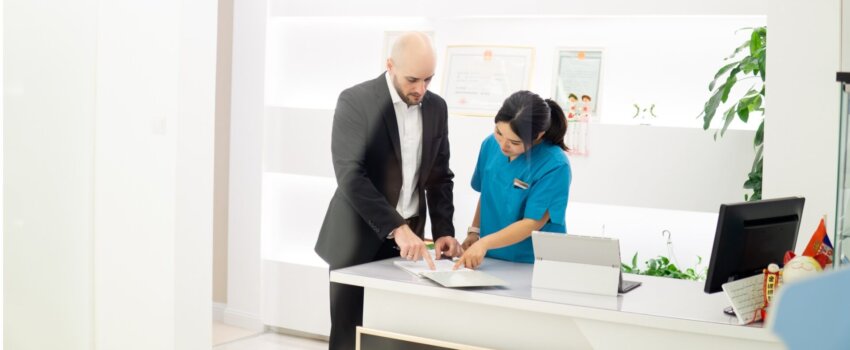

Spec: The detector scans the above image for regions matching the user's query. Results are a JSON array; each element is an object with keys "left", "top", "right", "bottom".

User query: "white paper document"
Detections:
[
  {"left": 419, "top": 270, "right": 507, "bottom": 288},
  {"left": 393, "top": 259, "right": 469, "bottom": 277},
  {"left": 722, "top": 274, "right": 765, "bottom": 325},
  {"left": 393, "top": 256, "right": 506, "bottom": 288}
]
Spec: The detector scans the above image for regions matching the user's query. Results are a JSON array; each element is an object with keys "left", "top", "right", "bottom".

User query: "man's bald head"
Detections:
[
  {"left": 389, "top": 32, "right": 436, "bottom": 70},
  {"left": 386, "top": 32, "right": 436, "bottom": 106}
]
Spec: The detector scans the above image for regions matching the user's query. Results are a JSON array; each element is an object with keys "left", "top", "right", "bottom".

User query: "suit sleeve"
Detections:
[
  {"left": 331, "top": 91, "right": 405, "bottom": 239},
  {"left": 425, "top": 101, "right": 456, "bottom": 239}
]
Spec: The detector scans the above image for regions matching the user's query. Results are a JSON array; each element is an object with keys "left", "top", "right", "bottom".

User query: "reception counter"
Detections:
[{"left": 330, "top": 257, "right": 783, "bottom": 350}]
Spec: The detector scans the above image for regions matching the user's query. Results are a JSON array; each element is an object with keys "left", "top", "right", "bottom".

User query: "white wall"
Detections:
[
  {"left": 267, "top": 0, "right": 767, "bottom": 18},
  {"left": 225, "top": 0, "right": 267, "bottom": 331},
  {"left": 266, "top": 16, "right": 765, "bottom": 130},
  {"left": 4, "top": 1, "right": 97, "bottom": 348},
  {"left": 4, "top": 1, "right": 216, "bottom": 349},
  {"left": 1, "top": 0, "right": 5, "bottom": 344},
  {"left": 214, "top": 0, "right": 235, "bottom": 306},
  {"left": 265, "top": 107, "right": 755, "bottom": 213},
  {"left": 765, "top": 1, "right": 841, "bottom": 253},
  {"left": 175, "top": 0, "right": 217, "bottom": 347},
  {"left": 94, "top": 2, "right": 178, "bottom": 347},
  {"left": 94, "top": 1, "right": 216, "bottom": 349}
]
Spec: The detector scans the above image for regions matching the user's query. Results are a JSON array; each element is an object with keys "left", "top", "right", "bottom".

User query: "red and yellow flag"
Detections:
[{"left": 802, "top": 217, "right": 834, "bottom": 268}]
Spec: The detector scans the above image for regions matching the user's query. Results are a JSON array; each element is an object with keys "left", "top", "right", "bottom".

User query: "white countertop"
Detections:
[{"left": 331, "top": 257, "right": 780, "bottom": 342}]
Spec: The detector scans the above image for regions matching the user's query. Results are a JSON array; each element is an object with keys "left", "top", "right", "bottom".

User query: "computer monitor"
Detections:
[{"left": 704, "top": 197, "right": 805, "bottom": 294}]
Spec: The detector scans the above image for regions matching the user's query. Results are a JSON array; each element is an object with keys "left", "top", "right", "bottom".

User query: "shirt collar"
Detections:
[{"left": 385, "top": 71, "right": 421, "bottom": 107}]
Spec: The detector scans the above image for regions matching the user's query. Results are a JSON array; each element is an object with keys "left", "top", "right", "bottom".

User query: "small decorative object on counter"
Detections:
[{"left": 759, "top": 263, "right": 782, "bottom": 320}]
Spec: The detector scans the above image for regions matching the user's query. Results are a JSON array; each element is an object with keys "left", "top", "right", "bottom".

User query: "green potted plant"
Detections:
[
  {"left": 621, "top": 253, "right": 706, "bottom": 281},
  {"left": 699, "top": 26, "right": 766, "bottom": 201}
]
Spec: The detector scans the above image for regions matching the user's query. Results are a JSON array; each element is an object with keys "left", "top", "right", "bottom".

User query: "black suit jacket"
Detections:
[{"left": 315, "top": 74, "right": 455, "bottom": 269}]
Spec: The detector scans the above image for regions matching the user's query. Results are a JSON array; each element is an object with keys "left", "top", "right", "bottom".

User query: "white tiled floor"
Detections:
[
  {"left": 213, "top": 332, "right": 328, "bottom": 350},
  {"left": 213, "top": 322, "right": 261, "bottom": 345}
]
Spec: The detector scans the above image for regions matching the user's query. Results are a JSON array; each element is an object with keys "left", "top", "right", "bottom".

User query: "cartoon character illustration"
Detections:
[
  {"left": 580, "top": 95, "right": 592, "bottom": 120},
  {"left": 567, "top": 93, "right": 578, "bottom": 119}
]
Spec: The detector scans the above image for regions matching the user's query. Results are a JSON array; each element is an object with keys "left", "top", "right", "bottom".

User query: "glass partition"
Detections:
[{"left": 834, "top": 72, "right": 850, "bottom": 268}]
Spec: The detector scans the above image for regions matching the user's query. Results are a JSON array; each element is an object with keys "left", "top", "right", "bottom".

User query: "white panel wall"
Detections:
[
  {"left": 266, "top": 16, "right": 766, "bottom": 130},
  {"left": 94, "top": 1, "right": 216, "bottom": 349},
  {"left": 94, "top": 3, "right": 179, "bottom": 348},
  {"left": 225, "top": 0, "right": 267, "bottom": 331},
  {"left": 265, "top": 107, "right": 754, "bottom": 213},
  {"left": 268, "top": 0, "right": 767, "bottom": 17},
  {"left": 4, "top": 1, "right": 97, "bottom": 348},
  {"left": 214, "top": 0, "right": 235, "bottom": 306},
  {"left": 1, "top": 0, "right": 5, "bottom": 344},
  {"left": 5, "top": 1, "right": 215, "bottom": 349},
  {"left": 765, "top": 1, "right": 841, "bottom": 253},
  {"left": 175, "top": 0, "right": 217, "bottom": 347}
]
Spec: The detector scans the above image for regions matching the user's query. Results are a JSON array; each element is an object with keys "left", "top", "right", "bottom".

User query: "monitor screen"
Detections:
[{"left": 704, "top": 197, "right": 805, "bottom": 293}]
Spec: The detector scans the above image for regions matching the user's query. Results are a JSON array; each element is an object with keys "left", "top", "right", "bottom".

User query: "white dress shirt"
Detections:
[{"left": 385, "top": 72, "right": 423, "bottom": 222}]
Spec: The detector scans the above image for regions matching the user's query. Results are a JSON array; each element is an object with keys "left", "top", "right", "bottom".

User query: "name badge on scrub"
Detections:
[{"left": 513, "top": 178, "right": 529, "bottom": 190}]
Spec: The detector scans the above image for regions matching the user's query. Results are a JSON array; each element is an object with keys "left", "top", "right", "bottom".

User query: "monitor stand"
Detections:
[{"left": 723, "top": 306, "right": 736, "bottom": 316}]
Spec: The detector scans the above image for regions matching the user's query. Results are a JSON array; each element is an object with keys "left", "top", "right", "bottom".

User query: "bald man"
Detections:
[{"left": 315, "top": 32, "right": 462, "bottom": 349}]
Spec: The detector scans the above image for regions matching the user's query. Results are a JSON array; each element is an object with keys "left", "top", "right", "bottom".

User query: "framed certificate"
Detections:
[
  {"left": 552, "top": 48, "right": 604, "bottom": 121},
  {"left": 442, "top": 46, "right": 535, "bottom": 116}
]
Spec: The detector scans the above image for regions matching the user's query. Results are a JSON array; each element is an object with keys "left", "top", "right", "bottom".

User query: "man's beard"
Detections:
[{"left": 392, "top": 78, "right": 422, "bottom": 106}]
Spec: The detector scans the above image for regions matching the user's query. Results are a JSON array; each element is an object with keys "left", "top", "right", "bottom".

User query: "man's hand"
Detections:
[
  {"left": 393, "top": 224, "right": 435, "bottom": 270},
  {"left": 434, "top": 236, "right": 462, "bottom": 259}
]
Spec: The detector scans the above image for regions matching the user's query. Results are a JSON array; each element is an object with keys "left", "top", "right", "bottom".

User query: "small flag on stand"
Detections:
[{"left": 801, "top": 216, "right": 834, "bottom": 268}]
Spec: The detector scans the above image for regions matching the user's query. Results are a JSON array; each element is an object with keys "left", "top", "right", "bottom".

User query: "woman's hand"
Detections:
[
  {"left": 453, "top": 240, "right": 487, "bottom": 270},
  {"left": 461, "top": 233, "right": 479, "bottom": 250}
]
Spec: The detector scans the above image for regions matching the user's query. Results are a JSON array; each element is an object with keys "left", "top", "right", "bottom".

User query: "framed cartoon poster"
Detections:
[
  {"left": 553, "top": 48, "right": 603, "bottom": 156},
  {"left": 553, "top": 48, "right": 603, "bottom": 120},
  {"left": 442, "top": 46, "right": 535, "bottom": 116}
]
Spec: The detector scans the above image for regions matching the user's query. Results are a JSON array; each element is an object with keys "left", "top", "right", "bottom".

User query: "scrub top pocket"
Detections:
[{"left": 495, "top": 171, "right": 529, "bottom": 213}]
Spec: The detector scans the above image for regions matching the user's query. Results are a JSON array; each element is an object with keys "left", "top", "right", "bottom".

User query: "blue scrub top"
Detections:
[{"left": 471, "top": 135, "right": 572, "bottom": 264}]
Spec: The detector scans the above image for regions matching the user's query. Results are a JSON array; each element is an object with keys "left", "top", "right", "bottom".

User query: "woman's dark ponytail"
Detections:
[
  {"left": 496, "top": 91, "right": 569, "bottom": 151},
  {"left": 544, "top": 99, "right": 568, "bottom": 151}
]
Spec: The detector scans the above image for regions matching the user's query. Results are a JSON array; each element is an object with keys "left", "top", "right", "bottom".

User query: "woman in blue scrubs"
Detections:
[{"left": 454, "top": 90, "right": 571, "bottom": 269}]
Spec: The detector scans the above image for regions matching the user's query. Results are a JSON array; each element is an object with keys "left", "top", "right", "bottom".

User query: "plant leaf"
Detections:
[
  {"left": 710, "top": 61, "right": 740, "bottom": 91},
  {"left": 737, "top": 101, "right": 750, "bottom": 123},
  {"left": 750, "top": 29, "right": 763, "bottom": 56},
  {"left": 720, "top": 106, "right": 737, "bottom": 137},
  {"left": 754, "top": 119, "right": 764, "bottom": 147},
  {"left": 752, "top": 145, "right": 764, "bottom": 172},
  {"left": 702, "top": 88, "right": 724, "bottom": 130},
  {"left": 748, "top": 94, "right": 763, "bottom": 117},
  {"left": 726, "top": 40, "right": 751, "bottom": 60},
  {"left": 721, "top": 68, "right": 740, "bottom": 103}
]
